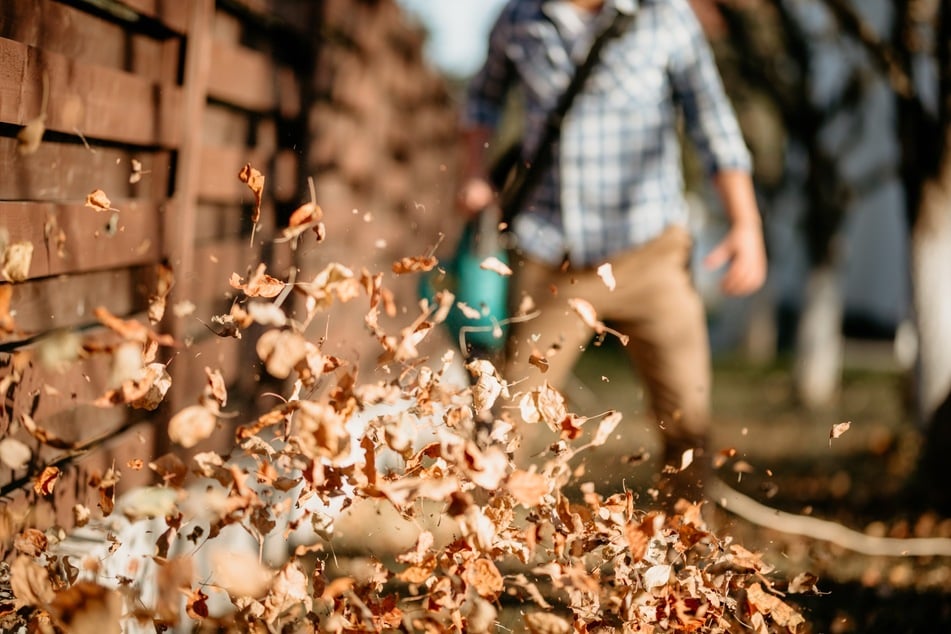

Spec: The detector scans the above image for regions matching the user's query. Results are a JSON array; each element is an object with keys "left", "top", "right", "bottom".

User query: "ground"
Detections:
[{"left": 562, "top": 339, "right": 951, "bottom": 633}]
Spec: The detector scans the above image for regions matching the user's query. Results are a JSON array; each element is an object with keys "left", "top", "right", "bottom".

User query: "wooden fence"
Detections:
[{"left": 0, "top": 0, "right": 459, "bottom": 531}]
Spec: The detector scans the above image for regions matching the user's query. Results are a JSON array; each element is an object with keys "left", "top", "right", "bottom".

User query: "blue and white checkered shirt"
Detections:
[{"left": 465, "top": 0, "right": 752, "bottom": 268}]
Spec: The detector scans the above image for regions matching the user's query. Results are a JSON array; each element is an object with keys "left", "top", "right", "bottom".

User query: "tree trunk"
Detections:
[{"left": 794, "top": 265, "right": 844, "bottom": 409}]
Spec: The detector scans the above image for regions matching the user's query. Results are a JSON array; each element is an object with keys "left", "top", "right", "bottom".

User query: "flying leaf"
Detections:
[
  {"left": 34, "top": 465, "right": 61, "bottom": 496},
  {"left": 0, "top": 284, "right": 14, "bottom": 333},
  {"left": 506, "top": 469, "right": 550, "bottom": 507},
  {"left": 597, "top": 263, "right": 616, "bottom": 291},
  {"left": 392, "top": 255, "right": 438, "bottom": 274},
  {"left": 479, "top": 255, "right": 512, "bottom": 276},
  {"left": 591, "top": 411, "right": 622, "bottom": 447},
  {"left": 168, "top": 404, "right": 217, "bottom": 449},
  {"left": 84, "top": 189, "right": 118, "bottom": 213},
  {"left": 1, "top": 241, "right": 34, "bottom": 282},
  {"left": 566, "top": 297, "right": 629, "bottom": 345},
  {"left": 238, "top": 163, "right": 265, "bottom": 227},
  {"left": 49, "top": 581, "right": 123, "bottom": 634},
  {"left": 830, "top": 421, "right": 851, "bottom": 446},
  {"left": 17, "top": 115, "right": 46, "bottom": 155},
  {"left": 230, "top": 263, "right": 285, "bottom": 298},
  {"left": 0, "top": 438, "right": 32, "bottom": 470}
]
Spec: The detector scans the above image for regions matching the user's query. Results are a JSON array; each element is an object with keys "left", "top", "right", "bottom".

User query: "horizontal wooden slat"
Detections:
[
  {"left": 116, "top": 0, "right": 189, "bottom": 34},
  {"left": 0, "top": 138, "right": 172, "bottom": 202},
  {"left": 2, "top": 266, "right": 155, "bottom": 345},
  {"left": 0, "top": 0, "right": 179, "bottom": 84},
  {"left": 1, "top": 200, "right": 161, "bottom": 281},
  {"left": 0, "top": 37, "right": 183, "bottom": 147},
  {"left": 0, "top": 331, "right": 132, "bottom": 446},
  {"left": 208, "top": 39, "right": 300, "bottom": 114}
]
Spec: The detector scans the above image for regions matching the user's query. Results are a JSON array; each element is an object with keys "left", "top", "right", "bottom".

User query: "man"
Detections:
[{"left": 459, "top": 0, "right": 767, "bottom": 506}]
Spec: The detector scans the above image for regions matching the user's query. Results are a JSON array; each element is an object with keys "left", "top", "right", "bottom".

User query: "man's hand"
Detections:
[
  {"left": 458, "top": 176, "right": 495, "bottom": 217},
  {"left": 703, "top": 221, "right": 767, "bottom": 296}
]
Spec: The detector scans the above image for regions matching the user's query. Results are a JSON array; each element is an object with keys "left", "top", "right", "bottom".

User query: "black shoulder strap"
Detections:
[{"left": 496, "top": 7, "right": 637, "bottom": 220}]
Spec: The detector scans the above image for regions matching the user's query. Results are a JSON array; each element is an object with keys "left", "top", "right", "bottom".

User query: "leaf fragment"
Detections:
[{"left": 84, "top": 189, "right": 118, "bottom": 213}]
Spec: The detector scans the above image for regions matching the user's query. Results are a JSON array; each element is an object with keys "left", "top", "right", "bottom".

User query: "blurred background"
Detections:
[
  {"left": 395, "top": 0, "right": 951, "bottom": 629},
  {"left": 2, "top": 0, "right": 948, "bottom": 630}
]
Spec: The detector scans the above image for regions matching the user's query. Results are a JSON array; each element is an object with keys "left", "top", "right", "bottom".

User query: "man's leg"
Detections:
[{"left": 600, "top": 227, "right": 712, "bottom": 506}]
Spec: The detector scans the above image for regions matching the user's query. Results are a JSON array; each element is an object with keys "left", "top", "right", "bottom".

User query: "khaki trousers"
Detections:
[{"left": 503, "top": 226, "right": 711, "bottom": 472}]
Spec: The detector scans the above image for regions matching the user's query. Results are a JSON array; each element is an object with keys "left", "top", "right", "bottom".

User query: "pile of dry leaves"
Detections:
[{"left": 0, "top": 166, "right": 812, "bottom": 633}]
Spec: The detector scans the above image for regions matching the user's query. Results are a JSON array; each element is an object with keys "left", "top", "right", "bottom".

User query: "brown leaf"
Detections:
[
  {"left": 17, "top": 115, "right": 46, "bottom": 155},
  {"left": 464, "top": 558, "right": 504, "bottom": 598},
  {"left": 14, "top": 528, "right": 48, "bottom": 557},
  {"left": 256, "top": 329, "right": 310, "bottom": 379},
  {"left": 49, "top": 581, "right": 123, "bottom": 634},
  {"left": 0, "top": 437, "right": 32, "bottom": 470},
  {"left": 506, "top": 469, "right": 550, "bottom": 507},
  {"left": 591, "top": 411, "right": 622, "bottom": 447},
  {"left": 44, "top": 215, "right": 67, "bottom": 259},
  {"left": 0, "top": 284, "right": 15, "bottom": 333},
  {"left": 148, "top": 262, "right": 174, "bottom": 324},
  {"left": 524, "top": 612, "right": 571, "bottom": 634},
  {"left": 204, "top": 366, "right": 227, "bottom": 408},
  {"left": 10, "top": 555, "right": 55, "bottom": 607},
  {"left": 830, "top": 421, "right": 851, "bottom": 445},
  {"left": 33, "top": 465, "right": 61, "bottom": 496},
  {"left": 746, "top": 582, "right": 806, "bottom": 630},
  {"left": 0, "top": 241, "right": 34, "bottom": 282},
  {"left": 210, "top": 550, "right": 273, "bottom": 598},
  {"left": 392, "top": 255, "right": 438, "bottom": 275},
  {"left": 149, "top": 453, "right": 188, "bottom": 488},
  {"left": 238, "top": 163, "right": 265, "bottom": 225},
  {"left": 479, "top": 255, "right": 512, "bottom": 276},
  {"left": 168, "top": 404, "right": 217, "bottom": 449},
  {"left": 230, "top": 263, "right": 285, "bottom": 298},
  {"left": 566, "top": 297, "right": 629, "bottom": 345},
  {"left": 84, "top": 189, "right": 117, "bottom": 213}
]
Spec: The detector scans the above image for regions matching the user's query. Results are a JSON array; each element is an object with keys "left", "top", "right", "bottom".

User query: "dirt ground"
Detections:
[{"left": 557, "top": 340, "right": 951, "bottom": 633}]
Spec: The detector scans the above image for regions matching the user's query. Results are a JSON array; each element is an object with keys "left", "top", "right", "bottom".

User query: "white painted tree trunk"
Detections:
[
  {"left": 794, "top": 265, "right": 844, "bottom": 408},
  {"left": 911, "top": 153, "right": 951, "bottom": 426}
]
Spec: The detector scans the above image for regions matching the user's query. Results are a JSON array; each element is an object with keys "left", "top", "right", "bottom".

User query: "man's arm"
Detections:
[{"left": 703, "top": 169, "right": 767, "bottom": 296}]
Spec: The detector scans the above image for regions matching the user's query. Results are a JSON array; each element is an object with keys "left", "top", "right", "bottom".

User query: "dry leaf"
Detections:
[
  {"left": 567, "top": 297, "right": 629, "bottom": 345},
  {"left": 830, "top": 421, "right": 851, "bottom": 446},
  {"left": 0, "top": 438, "right": 32, "bottom": 470},
  {"left": 204, "top": 366, "right": 228, "bottom": 408},
  {"left": 392, "top": 255, "right": 438, "bottom": 274},
  {"left": 238, "top": 163, "right": 265, "bottom": 225},
  {"left": 591, "top": 411, "right": 622, "bottom": 447},
  {"left": 506, "top": 470, "right": 550, "bottom": 507},
  {"left": 168, "top": 404, "right": 217, "bottom": 449},
  {"left": 210, "top": 550, "right": 273, "bottom": 598},
  {"left": 10, "top": 555, "right": 55, "bottom": 607},
  {"left": 1, "top": 241, "right": 34, "bottom": 282},
  {"left": 34, "top": 465, "right": 61, "bottom": 496},
  {"left": 129, "top": 158, "right": 149, "bottom": 184},
  {"left": 479, "top": 255, "right": 512, "bottom": 276},
  {"left": 230, "top": 263, "right": 285, "bottom": 298},
  {"left": 0, "top": 284, "right": 15, "bottom": 333},
  {"left": 17, "top": 115, "right": 46, "bottom": 155},
  {"left": 746, "top": 582, "right": 806, "bottom": 630},
  {"left": 256, "top": 329, "right": 310, "bottom": 379},
  {"left": 464, "top": 558, "right": 504, "bottom": 598},
  {"left": 49, "top": 581, "right": 123, "bottom": 634},
  {"left": 597, "top": 262, "right": 616, "bottom": 291},
  {"left": 84, "top": 189, "right": 117, "bottom": 212}
]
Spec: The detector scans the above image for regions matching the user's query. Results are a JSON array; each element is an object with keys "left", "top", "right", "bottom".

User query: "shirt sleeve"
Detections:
[
  {"left": 463, "top": 3, "right": 517, "bottom": 129},
  {"left": 666, "top": 0, "right": 752, "bottom": 175}
]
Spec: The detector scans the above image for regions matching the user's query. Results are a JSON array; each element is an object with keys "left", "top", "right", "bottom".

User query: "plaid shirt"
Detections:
[{"left": 465, "top": 0, "right": 752, "bottom": 268}]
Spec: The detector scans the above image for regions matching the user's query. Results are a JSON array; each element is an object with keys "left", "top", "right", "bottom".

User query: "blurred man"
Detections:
[{"left": 460, "top": 0, "right": 767, "bottom": 506}]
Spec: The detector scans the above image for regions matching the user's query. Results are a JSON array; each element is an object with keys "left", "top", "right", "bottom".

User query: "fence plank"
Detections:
[
  {"left": 0, "top": 139, "right": 171, "bottom": 203},
  {"left": 208, "top": 39, "right": 297, "bottom": 114},
  {"left": 0, "top": 0, "right": 179, "bottom": 84},
  {"left": 1, "top": 201, "right": 161, "bottom": 281},
  {"left": 2, "top": 266, "right": 155, "bottom": 345},
  {"left": 0, "top": 37, "right": 183, "bottom": 147},
  {"left": 116, "top": 0, "right": 189, "bottom": 34}
]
